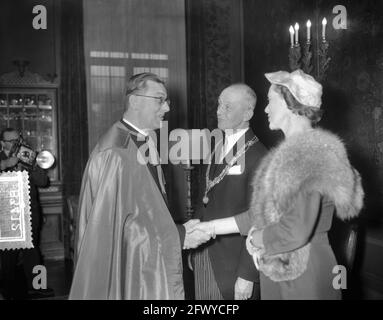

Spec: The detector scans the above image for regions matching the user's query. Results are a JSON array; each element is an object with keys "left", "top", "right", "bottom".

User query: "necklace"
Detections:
[{"left": 203, "top": 135, "right": 258, "bottom": 205}]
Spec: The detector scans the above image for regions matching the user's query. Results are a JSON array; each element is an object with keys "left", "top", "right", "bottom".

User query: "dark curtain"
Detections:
[{"left": 60, "top": 0, "right": 89, "bottom": 197}]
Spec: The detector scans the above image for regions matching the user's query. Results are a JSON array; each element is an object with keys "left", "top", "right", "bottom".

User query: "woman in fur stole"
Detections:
[
  {"left": 188, "top": 69, "right": 364, "bottom": 300},
  {"left": 244, "top": 69, "right": 364, "bottom": 299}
]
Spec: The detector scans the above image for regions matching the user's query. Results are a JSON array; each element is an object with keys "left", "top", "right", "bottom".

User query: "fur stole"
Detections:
[{"left": 249, "top": 128, "right": 364, "bottom": 282}]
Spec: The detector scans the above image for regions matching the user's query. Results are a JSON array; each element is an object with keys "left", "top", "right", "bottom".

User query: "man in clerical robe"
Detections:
[{"left": 69, "top": 73, "right": 208, "bottom": 300}]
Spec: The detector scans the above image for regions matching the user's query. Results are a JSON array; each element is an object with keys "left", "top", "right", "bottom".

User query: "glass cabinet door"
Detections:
[
  {"left": 38, "top": 98, "right": 54, "bottom": 153},
  {"left": 0, "top": 89, "right": 59, "bottom": 181},
  {"left": 0, "top": 94, "right": 9, "bottom": 128}
]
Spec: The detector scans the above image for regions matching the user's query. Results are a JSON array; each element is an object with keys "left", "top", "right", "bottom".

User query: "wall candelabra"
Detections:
[{"left": 288, "top": 18, "right": 330, "bottom": 81}]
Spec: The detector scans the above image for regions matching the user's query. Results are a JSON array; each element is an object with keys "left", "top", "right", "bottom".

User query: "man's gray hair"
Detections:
[{"left": 229, "top": 83, "right": 257, "bottom": 110}]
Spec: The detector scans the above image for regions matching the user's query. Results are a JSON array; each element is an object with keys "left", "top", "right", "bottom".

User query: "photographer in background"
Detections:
[{"left": 0, "top": 128, "right": 52, "bottom": 299}]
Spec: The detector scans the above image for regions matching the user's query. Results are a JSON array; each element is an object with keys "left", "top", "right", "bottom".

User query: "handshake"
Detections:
[{"left": 183, "top": 219, "right": 216, "bottom": 250}]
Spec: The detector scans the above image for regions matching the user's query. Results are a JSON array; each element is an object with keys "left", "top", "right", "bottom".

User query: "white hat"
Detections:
[{"left": 265, "top": 69, "right": 323, "bottom": 109}]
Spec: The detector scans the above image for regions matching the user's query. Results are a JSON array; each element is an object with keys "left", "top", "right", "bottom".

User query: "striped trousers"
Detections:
[{"left": 193, "top": 248, "right": 224, "bottom": 300}]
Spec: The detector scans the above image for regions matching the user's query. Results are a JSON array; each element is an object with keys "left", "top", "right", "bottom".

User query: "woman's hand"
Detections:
[
  {"left": 247, "top": 227, "right": 264, "bottom": 248},
  {"left": 246, "top": 227, "right": 257, "bottom": 255},
  {"left": 246, "top": 226, "right": 265, "bottom": 269}
]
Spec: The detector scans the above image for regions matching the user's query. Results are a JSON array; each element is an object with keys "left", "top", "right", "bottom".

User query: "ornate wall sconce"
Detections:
[{"left": 288, "top": 18, "right": 331, "bottom": 81}]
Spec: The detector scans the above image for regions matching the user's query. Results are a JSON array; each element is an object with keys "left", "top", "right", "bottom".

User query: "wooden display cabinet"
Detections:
[{"left": 0, "top": 70, "right": 64, "bottom": 260}]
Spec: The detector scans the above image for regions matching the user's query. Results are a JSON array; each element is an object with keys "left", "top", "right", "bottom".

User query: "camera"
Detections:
[
  {"left": 9, "top": 137, "right": 38, "bottom": 167},
  {"left": 8, "top": 136, "right": 55, "bottom": 169}
]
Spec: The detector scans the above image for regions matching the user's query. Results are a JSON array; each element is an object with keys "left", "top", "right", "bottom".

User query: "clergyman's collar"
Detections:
[{"left": 122, "top": 118, "right": 148, "bottom": 137}]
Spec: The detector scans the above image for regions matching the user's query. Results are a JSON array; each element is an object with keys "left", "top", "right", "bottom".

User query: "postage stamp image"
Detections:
[{"left": 0, "top": 171, "right": 33, "bottom": 250}]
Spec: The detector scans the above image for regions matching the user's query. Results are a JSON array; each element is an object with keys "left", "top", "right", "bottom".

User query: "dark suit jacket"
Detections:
[{"left": 195, "top": 128, "right": 267, "bottom": 299}]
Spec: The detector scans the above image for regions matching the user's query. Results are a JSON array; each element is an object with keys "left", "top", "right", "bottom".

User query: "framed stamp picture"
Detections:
[{"left": 0, "top": 171, "right": 33, "bottom": 250}]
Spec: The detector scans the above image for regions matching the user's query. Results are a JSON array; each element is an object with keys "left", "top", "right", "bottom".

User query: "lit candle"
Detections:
[
  {"left": 294, "top": 23, "right": 299, "bottom": 44},
  {"left": 306, "top": 20, "right": 311, "bottom": 42},
  {"left": 289, "top": 26, "right": 295, "bottom": 47},
  {"left": 322, "top": 18, "right": 327, "bottom": 40}
]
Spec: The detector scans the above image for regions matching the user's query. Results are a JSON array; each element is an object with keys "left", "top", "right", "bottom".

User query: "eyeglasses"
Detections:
[{"left": 133, "top": 94, "right": 170, "bottom": 106}]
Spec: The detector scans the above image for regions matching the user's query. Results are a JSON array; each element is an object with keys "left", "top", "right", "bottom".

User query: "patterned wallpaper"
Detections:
[
  {"left": 203, "top": 0, "right": 233, "bottom": 129},
  {"left": 187, "top": 0, "right": 243, "bottom": 131}
]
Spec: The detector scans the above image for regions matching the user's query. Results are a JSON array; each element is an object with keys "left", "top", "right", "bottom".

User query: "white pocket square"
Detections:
[{"left": 228, "top": 165, "right": 243, "bottom": 175}]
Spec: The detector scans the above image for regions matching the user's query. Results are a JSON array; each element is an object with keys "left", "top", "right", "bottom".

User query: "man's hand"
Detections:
[
  {"left": 188, "top": 221, "right": 216, "bottom": 239},
  {"left": 0, "top": 157, "right": 19, "bottom": 171},
  {"left": 234, "top": 277, "right": 254, "bottom": 300},
  {"left": 183, "top": 219, "right": 201, "bottom": 233},
  {"left": 183, "top": 219, "right": 212, "bottom": 249},
  {"left": 183, "top": 229, "right": 211, "bottom": 249}
]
